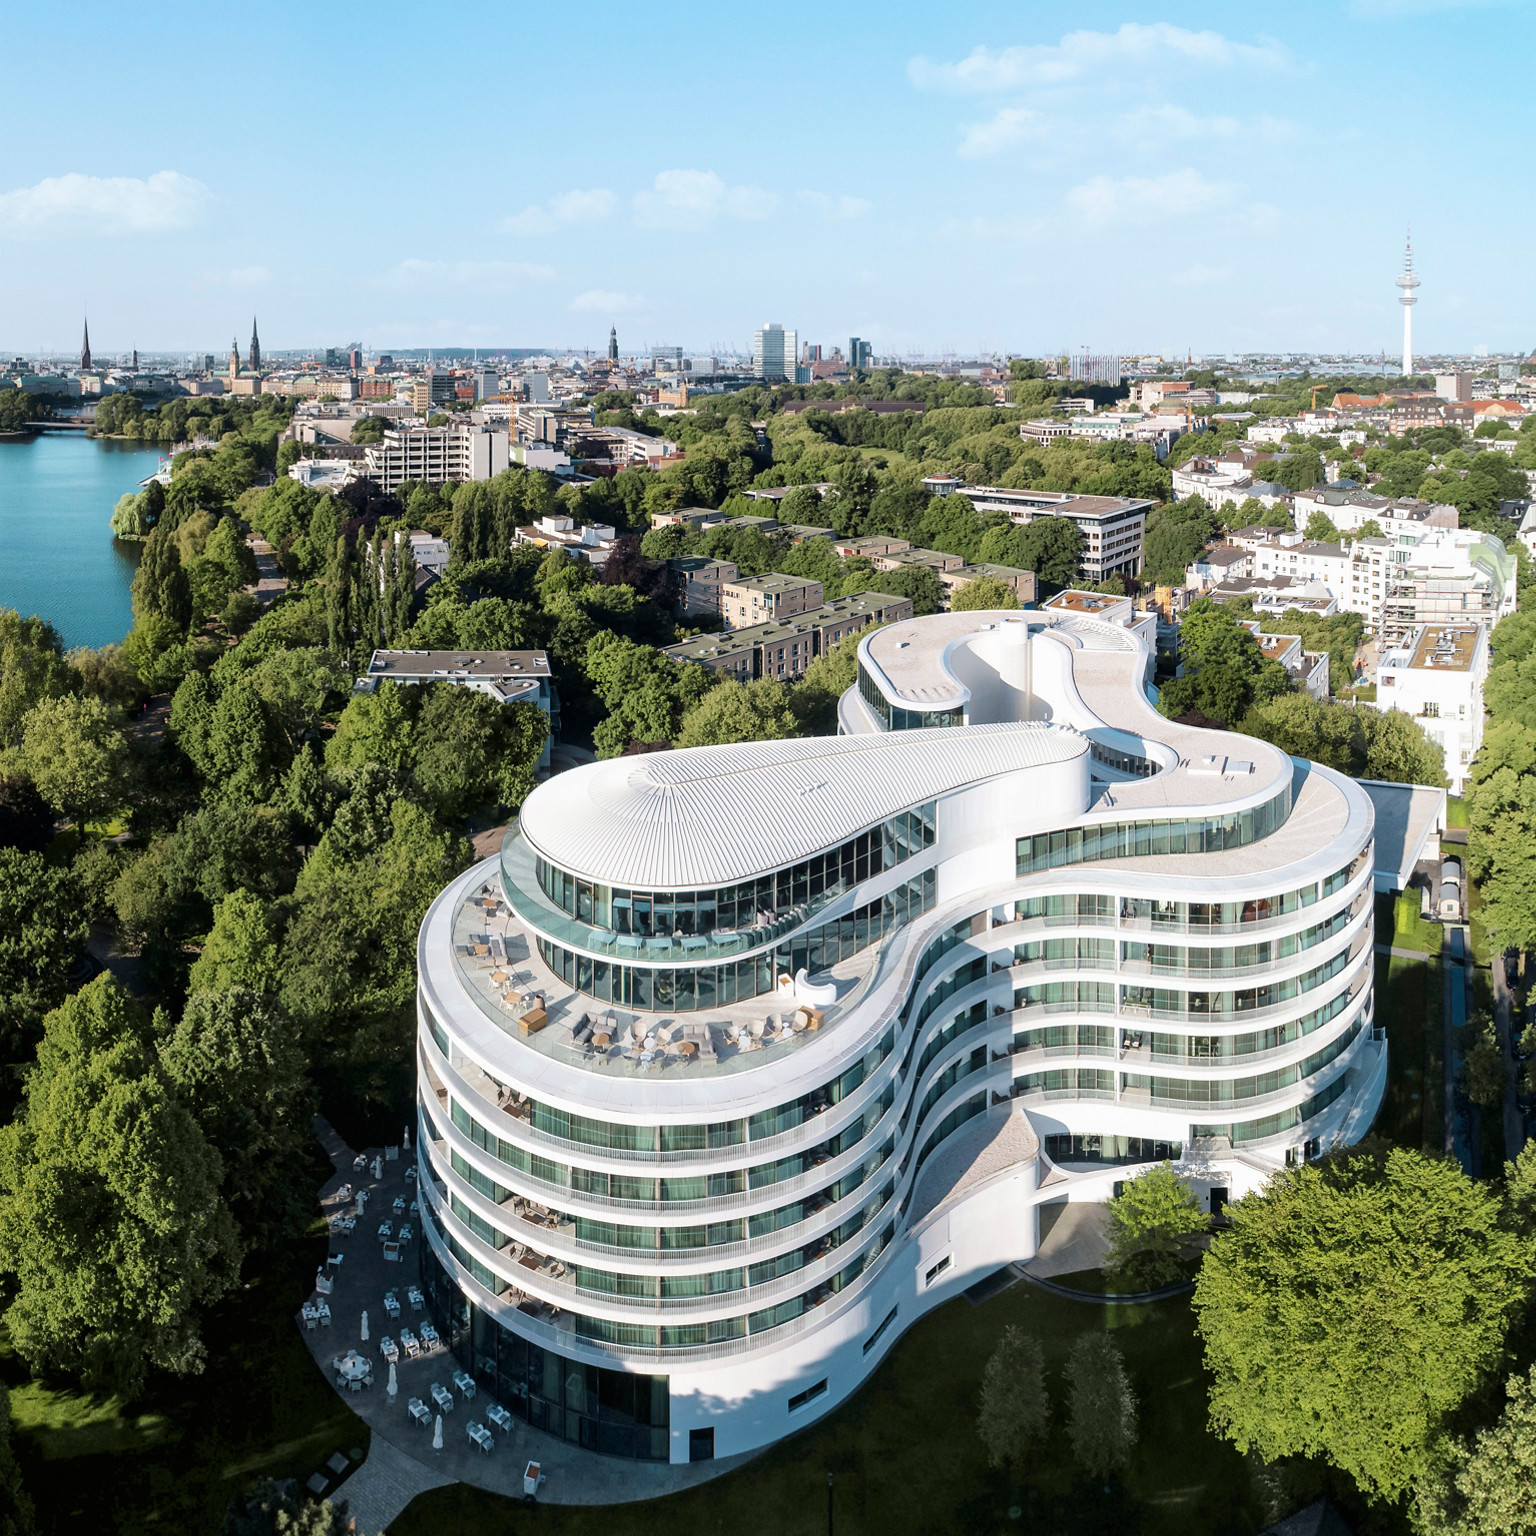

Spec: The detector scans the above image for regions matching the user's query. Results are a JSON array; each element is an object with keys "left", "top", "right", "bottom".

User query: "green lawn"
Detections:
[
  {"left": 391, "top": 1282, "right": 1282, "bottom": 1536},
  {"left": 1445, "top": 795, "right": 1468, "bottom": 831},
  {"left": 1387, "top": 890, "right": 1442, "bottom": 957},
  {"left": 6, "top": 1186, "right": 367, "bottom": 1533},
  {"left": 1374, "top": 951, "right": 1444, "bottom": 1155}
]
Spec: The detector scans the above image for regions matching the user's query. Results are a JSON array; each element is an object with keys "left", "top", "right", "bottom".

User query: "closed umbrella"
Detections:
[
  {"left": 403, "top": 1125, "right": 411, "bottom": 1150},
  {"left": 433, "top": 1414, "right": 443, "bottom": 1451},
  {"left": 387, "top": 1359, "right": 398, "bottom": 1400},
  {"left": 360, "top": 1309, "right": 369, "bottom": 1342}
]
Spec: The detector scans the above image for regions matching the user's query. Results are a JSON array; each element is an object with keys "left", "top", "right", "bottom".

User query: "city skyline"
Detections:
[{"left": 3, "top": 2, "right": 1533, "bottom": 356}]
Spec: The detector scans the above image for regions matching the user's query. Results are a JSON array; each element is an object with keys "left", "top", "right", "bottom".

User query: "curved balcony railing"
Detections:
[
  {"left": 425, "top": 1174, "right": 895, "bottom": 1322},
  {"left": 421, "top": 1201, "right": 896, "bottom": 1369},
  {"left": 426, "top": 1126, "right": 898, "bottom": 1270}
]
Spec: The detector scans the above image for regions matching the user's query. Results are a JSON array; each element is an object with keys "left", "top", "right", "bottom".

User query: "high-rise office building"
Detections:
[
  {"left": 753, "top": 323, "right": 798, "bottom": 380},
  {"left": 849, "top": 337, "right": 873, "bottom": 371}
]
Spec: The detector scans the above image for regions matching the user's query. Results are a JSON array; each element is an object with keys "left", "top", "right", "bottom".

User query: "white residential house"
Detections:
[{"left": 1375, "top": 623, "right": 1488, "bottom": 792}]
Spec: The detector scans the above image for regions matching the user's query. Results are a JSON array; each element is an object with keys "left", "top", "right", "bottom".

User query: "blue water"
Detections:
[{"left": 0, "top": 433, "right": 165, "bottom": 649}]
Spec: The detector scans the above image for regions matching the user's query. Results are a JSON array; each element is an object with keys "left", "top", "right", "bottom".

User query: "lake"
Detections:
[{"left": 0, "top": 432, "right": 165, "bottom": 649}]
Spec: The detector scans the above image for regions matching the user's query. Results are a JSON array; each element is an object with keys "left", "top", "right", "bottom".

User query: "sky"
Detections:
[{"left": 2, "top": 0, "right": 1532, "bottom": 360}]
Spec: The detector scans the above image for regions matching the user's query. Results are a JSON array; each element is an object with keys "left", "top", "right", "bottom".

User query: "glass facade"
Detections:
[
  {"left": 421, "top": 1243, "right": 672, "bottom": 1460},
  {"left": 857, "top": 660, "right": 965, "bottom": 731},
  {"left": 1044, "top": 1133, "right": 1182, "bottom": 1165},
  {"left": 1016, "top": 783, "right": 1293, "bottom": 874},
  {"left": 537, "top": 869, "right": 936, "bottom": 1012},
  {"left": 533, "top": 803, "right": 936, "bottom": 938}
]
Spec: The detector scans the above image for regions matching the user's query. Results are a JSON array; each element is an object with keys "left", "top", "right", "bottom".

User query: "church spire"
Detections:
[
  {"left": 607, "top": 325, "right": 618, "bottom": 364},
  {"left": 80, "top": 317, "right": 91, "bottom": 371},
  {"left": 248, "top": 317, "right": 261, "bottom": 373}
]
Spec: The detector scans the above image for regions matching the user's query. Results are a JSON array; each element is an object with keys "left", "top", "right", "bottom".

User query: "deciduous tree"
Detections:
[
  {"left": 0, "top": 976, "right": 240, "bottom": 1397},
  {"left": 976, "top": 1326, "right": 1049, "bottom": 1473},
  {"left": 1104, "top": 1161, "right": 1211, "bottom": 1290},
  {"left": 1193, "top": 1144, "right": 1530, "bottom": 1501},
  {"left": 1066, "top": 1334, "right": 1138, "bottom": 1477},
  {"left": 17, "top": 694, "right": 129, "bottom": 825}
]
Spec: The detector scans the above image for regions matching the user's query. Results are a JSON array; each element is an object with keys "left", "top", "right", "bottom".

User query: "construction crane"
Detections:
[{"left": 1310, "top": 383, "right": 1326, "bottom": 409}]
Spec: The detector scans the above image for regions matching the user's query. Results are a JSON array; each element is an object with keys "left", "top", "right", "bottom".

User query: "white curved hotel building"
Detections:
[{"left": 414, "top": 603, "right": 1385, "bottom": 1464}]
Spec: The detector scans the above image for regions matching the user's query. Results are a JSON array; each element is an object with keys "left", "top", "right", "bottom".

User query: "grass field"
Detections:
[
  {"left": 390, "top": 1279, "right": 1317, "bottom": 1536},
  {"left": 5, "top": 1170, "right": 368, "bottom": 1534}
]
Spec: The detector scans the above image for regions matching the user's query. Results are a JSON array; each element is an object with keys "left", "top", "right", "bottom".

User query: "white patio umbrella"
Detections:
[
  {"left": 387, "top": 1359, "right": 398, "bottom": 1400},
  {"left": 360, "top": 1309, "right": 369, "bottom": 1342},
  {"left": 403, "top": 1125, "right": 411, "bottom": 1150},
  {"left": 433, "top": 1414, "right": 443, "bottom": 1451}
]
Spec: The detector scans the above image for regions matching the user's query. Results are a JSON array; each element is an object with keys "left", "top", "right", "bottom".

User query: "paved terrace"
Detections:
[
  {"left": 298, "top": 1122, "right": 755, "bottom": 1534},
  {"left": 445, "top": 868, "right": 889, "bottom": 1081}
]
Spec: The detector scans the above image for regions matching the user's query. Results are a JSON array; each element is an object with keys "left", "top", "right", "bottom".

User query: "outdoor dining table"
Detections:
[
  {"left": 392, "top": 1195, "right": 406, "bottom": 1215},
  {"left": 420, "top": 1323, "right": 440, "bottom": 1349},
  {"left": 453, "top": 1369, "right": 477, "bottom": 1399},
  {"left": 334, "top": 1351, "right": 372, "bottom": 1389},
  {"left": 431, "top": 1382, "right": 455, "bottom": 1413},
  {"left": 466, "top": 1421, "right": 493, "bottom": 1454},
  {"left": 407, "top": 1397, "right": 432, "bottom": 1427},
  {"left": 383, "top": 1292, "right": 401, "bottom": 1318},
  {"left": 400, "top": 1329, "right": 419, "bottom": 1357},
  {"left": 676, "top": 1040, "right": 698, "bottom": 1059},
  {"left": 377, "top": 1221, "right": 392, "bottom": 1240},
  {"left": 486, "top": 1403, "right": 514, "bottom": 1433},
  {"left": 407, "top": 1286, "right": 425, "bottom": 1309},
  {"left": 380, "top": 1337, "right": 399, "bottom": 1364},
  {"left": 398, "top": 1223, "right": 414, "bottom": 1244}
]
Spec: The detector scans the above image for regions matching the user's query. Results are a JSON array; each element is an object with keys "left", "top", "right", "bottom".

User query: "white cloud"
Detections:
[
  {"left": 225, "top": 265, "right": 270, "bottom": 285},
  {"left": 909, "top": 24, "right": 1289, "bottom": 93},
  {"left": 958, "top": 107, "right": 1046, "bottom": 158},
  {"left": 382, "top": 258, "right": 557, "bottom": 289},
  {"left": 632, "top": 169, "right": 779, "bottom": 229},
  {"left": 796, "top": 190, "right": 872, "bottom": 220},
  {"left": 1066, "top": 169, "right": 1235, "bottom": 225},
  {"left": 0, "top": 170, "right": 210, "bottom": 234},
  {"left": 570, "top": 289, "right": 646, "bottom": 314},
  {"left": 501, "top": 187, "right": 616, "bottom": 236}
]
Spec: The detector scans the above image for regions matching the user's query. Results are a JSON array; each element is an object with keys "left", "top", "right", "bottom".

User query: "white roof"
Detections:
[{"left": 517, "top": 723, "right": 1089, "bottom": 889}]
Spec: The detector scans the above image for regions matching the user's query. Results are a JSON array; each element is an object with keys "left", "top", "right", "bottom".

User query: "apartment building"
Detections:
[
  {"left": 362, "top": 423, "right": 511, "bottom": 491},
  {"left": 663, "top": 592, "right": 914, "bottom": 680},
  {"left": 1291, "top": 488, "right": 1457, "bottom": 539},
  {"left": 954, "top": 487, "right": 1154, "bottom": 583},
  {"left": 512, "top": 515, "right": 618, "bottom": 567},
  {"left": 1248, "top": 627, "right": 1331, "bottom": 701},
  {"left": 720, "top": 574, "right": 824, "bottom": 630},
  {"left": 1376, "top": 622, "right": 1488, "bottom": 792},
  {"left": 409, "top": 371, "right": 458, "bottom": 415},
  {"left": 668, "top": 557, "right": 739, "bottom": 619},
  {"left": 943, "top": 563, "right": 1038, "bottom": 606},
  {"left": 1379, "top": 529, "right": 1517, "bottom": 645}
]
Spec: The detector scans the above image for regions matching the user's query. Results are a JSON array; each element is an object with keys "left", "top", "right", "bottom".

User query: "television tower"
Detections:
[{"left": 1396, "top": 232, "right": 1419, "bottom": 378}]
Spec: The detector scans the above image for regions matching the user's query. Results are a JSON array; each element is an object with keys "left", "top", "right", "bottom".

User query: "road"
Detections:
[
  {"left": 1492, "top": 953, "right": 1527, "bottom": 1163},
  {"left": 1444, "top": 924, "right": 1473, "bottom": 1173}
]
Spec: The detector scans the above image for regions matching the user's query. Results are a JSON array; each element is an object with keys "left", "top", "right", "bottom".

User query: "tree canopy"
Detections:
[{"left": 1193, "top": 1143, "right": 1533, "bottom": 1502}]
